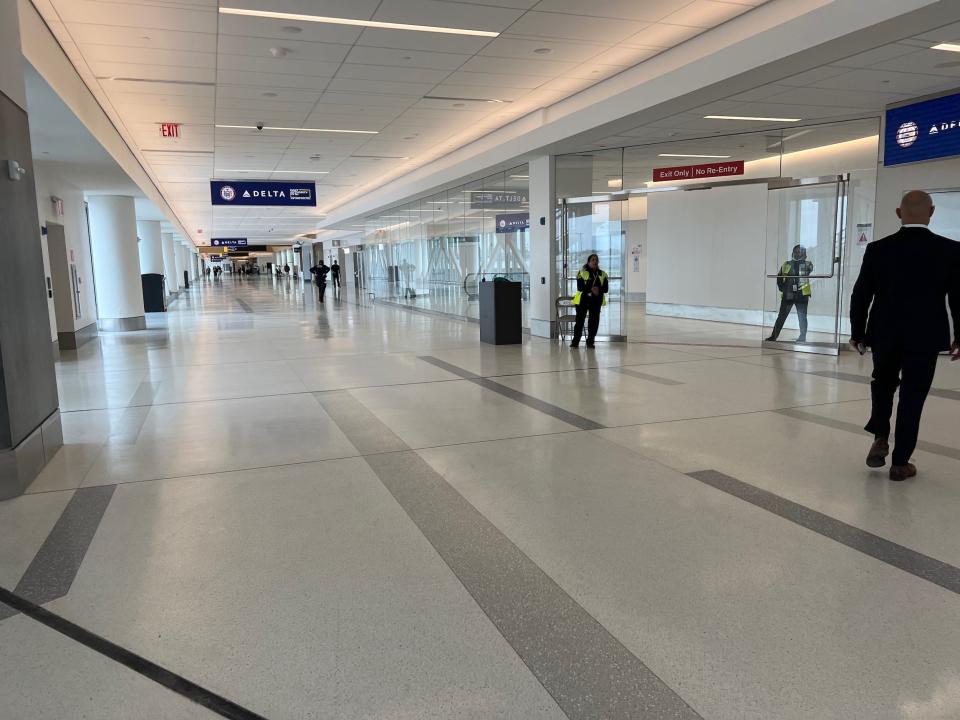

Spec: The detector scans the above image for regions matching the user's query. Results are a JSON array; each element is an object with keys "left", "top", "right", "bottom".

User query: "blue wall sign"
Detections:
[
  {"left": 495, "top": 213, "right": 530, "bottom": 233},
  {"left": 885, "top": 91, "right": 960, "bottom": 166},
  {"left": 210, "top": 180, "right": 316, "bottom": 206},
  {"left": 210, "top": 238, "right": 247, "bottom": 247}
]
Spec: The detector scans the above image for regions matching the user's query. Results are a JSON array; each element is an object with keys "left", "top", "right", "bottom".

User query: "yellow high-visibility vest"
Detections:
[{"left": 572, "top": 269, "right": 608, "bottom": 306}]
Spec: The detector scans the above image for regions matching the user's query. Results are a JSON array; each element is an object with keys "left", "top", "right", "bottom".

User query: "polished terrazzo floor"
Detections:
[{"left": 2, "top": 275, "right": 959, "bottom": 719}]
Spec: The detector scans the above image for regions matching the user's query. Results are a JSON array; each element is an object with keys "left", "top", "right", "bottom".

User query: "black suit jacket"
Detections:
[{"left": 850, "top": 226, "right": 960, "bottom": 353}]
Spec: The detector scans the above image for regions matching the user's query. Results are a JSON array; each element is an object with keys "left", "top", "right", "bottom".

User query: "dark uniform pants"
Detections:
[
  {"left": 331, "top": 274, "right": 340, "bottom": 288},
  {"left": 771, "top": 298, "right": 808, "bottom": 339},
  {"left": 317, "top": 281, "right": 326, "bottom": 302},
  {"left": 865, "top": 349, "right": 939, "bottom": 466},
  {"left": 573, "top": 297, "right": 602, "bottom": 343}
]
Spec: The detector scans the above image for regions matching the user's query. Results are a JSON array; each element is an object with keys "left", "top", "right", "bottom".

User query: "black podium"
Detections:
[
  {"left": 141, "top": 273, "right": 166, "bottom": 312},
  {"left": 479, "top": 280, "right": 522, "bottom": 345}
]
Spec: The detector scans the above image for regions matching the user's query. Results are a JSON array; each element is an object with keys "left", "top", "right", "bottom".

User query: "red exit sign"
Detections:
[
  {"left": 159, "top": 122, "right": 180, "bottom": 138},
  {"left": 652, "top": 160, "right": 744, "bottom": 182}
]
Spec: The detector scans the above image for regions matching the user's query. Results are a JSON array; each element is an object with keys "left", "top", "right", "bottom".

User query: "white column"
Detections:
[
  {"left": 136, "top": 220, "right": 164, "bottom": 275},
  {"left": 529, "top": 155, "right": 558, "bottom": 338},
  {"left": 87, "top": 195, "right": 146, "bottom": 330},
  {"left": 173, "top": 239, "right": 186, "bottom": 289},
  {"left": 161, "top": 231, "right": 179, "bottom": 295}
]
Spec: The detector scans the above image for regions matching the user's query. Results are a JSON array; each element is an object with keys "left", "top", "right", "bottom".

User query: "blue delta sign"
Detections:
[
  {"left": 210, "top": 238, "right": 247, "bottom": 247},
  {"left": 495, "top": 213, "right": 530, "bottom": 233},
  {"left": 210, "top": 180, "right": 316, "bottom": 206},
  {"left": 885, "top": 91, "right": 960, "bottom": 166}
]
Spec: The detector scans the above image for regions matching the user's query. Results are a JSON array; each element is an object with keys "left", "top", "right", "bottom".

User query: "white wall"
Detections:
[
  {"left": 876, "top": 156, "right": 960, "bottom": 238},
  {"left": 647, "top": 184, "right": 768, "bottom": 319},
  {"left": 33, "top": 164, "right": 98, "bottom": 334},
  {"left": 624, "top": 196, "right": 647, "bottom": 301}
]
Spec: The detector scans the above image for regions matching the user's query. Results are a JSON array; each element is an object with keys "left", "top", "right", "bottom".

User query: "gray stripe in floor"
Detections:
[
  {"left": 419, "top": 356, "right": 604, "bottom": 431},
  {"left": 236, "top": 299, "right": 253, "bottom": 313},
  {"left": 688, "top": 470, "right": 960, "bottom": 596},
  {"left": 107, "top": 405, "right": 152, "bottom": 445},
  {"left": 775, "top": 407, "right": 960, "bottom": 461},
  {"left": 612, "top": 367, "right": 684, "bottom": 386},
  {"left": 313, "top": 391, "right": 408, "bottom": 455},
  {"left": 366, "top": 449, "right": 701, "bottom": 719},
  {"left": 805, "top": 370, "right": 960, "bottom": 401},
  {"left": 127, "top": 380, "right": 161, "bottom": 408},
  {"left": 0, "top": 485, "right": 116, "bottom": 621},
  {"left": 325, "top": 389, "right": 700, "bottom": 719}
]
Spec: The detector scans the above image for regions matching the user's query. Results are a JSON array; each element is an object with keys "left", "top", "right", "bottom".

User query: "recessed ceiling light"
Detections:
[
  {"left": 932, "top": 42, "right": 960, "bottom": 52},
  {"left": 269, "top": 47, "right": 290, "bottom": 58},
  {"left": 510, "top": 174, "right": 529, "bottom": 178},
  {"left": 219, "top": 7, "right": 499, "bottom": 37},
  {"left": 534, "top": 48, "right": 552, "bottom": 55},
  {"left": 216, "top": 124, "right": 377, "bottom": 134},
  {"left": 658, "top": 153, "right": 731, "bottom": 158},
  {"left": 704, "top": 115, "right": 802, "bottom": 122}
]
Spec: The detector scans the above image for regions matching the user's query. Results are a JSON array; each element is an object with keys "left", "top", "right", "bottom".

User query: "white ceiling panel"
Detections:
[
  {"left": 372, "top": 0, "right": 524, "bottom": 32},
  {"left": 532, "top": 0, "right": 690, "bottom": 22},
  {"left": 226, "top": 0, "right": 380, "bottom": 20},
  {"left": 66, "top": 24, "right": 216, "bottom": 52},
  {"left": 868, "top": 49, "right": 960, "bottom": 78},
  {"left": 216, "top": 35, "right": 351, "bottom": 63},
  {"left": 478, "top": 36, "right": 602, "bottom": 63},
  {"left": 441, "top": 70, "right": 545, "bottom": 90},
  {"left": 458, "top": 54, "right": 575, "bottom": 77},
  {"left": 334, "top": 63, "right": 453, "bottom": 85},
  {"left": 215, "top": 55, "right": 343, "bottom": 77},
  {"left": 343, "top": 45, "right": 469, "bottom": 71},
  {"left": 324, "top": 78, "right": 438, "bottom": 96},
  {"left": 54, "top": 1, "right": 217, "bottom": 32},
  {"left": 355, "top": 27, "right": 491, "bottom": 54},
  {"left": 217, "top": 14, "right": 363, "bottom": 44},
  {"left": 623, "top": 23, "right": 702, "bottom": 48},
  {"left": 78, "top": 45, "right": 216, "bottom": 68},
  {"left": 813, "top": 67, "right": 954, "bottom": 95},
  {"left": 503, "top": 12, "right": 646, "bottom": 43},
  {"left": 91, "top": 61, "right": 216, "bottom": 83},
  {"left": 661, "top": 1, "right": 754, "bottom": 29},
  {"left": 216, "top": 69, "right": 333, "bottom": 90}
]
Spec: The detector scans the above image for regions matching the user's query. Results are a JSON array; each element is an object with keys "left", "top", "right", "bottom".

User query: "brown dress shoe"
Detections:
[
  {"left": 889, "top": 463, "right": 917, "bottom": 482},
  {"left": 866, "top": 438, "right": 889, "bottom": 468}
]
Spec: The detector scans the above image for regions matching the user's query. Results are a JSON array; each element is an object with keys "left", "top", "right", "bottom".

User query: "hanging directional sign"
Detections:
[
  {"left": 210, "top": 180, "right": 316, "bottom": 206},
  {"left": 210, "top": 238, "right": 248, "bottom": 247}
]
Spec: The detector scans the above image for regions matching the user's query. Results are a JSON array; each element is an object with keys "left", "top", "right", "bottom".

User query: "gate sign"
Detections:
[
  {"left": 495, "top": 213, "right": 530, "bottom": 233},
  {"left": 210, "top": 238, "right": 248, "bottom": 247},
  {"left": 884, "top": 91, "right": 960, "bottom": 166},
  {"left": 470, "top": 191, "right": 528, "bottom": 210},
  {"left": 210, "top": 180, "right": 316, "bottom": 206},
  {"left": 652, "top": 160, "right": 744, "bottom": 182}
]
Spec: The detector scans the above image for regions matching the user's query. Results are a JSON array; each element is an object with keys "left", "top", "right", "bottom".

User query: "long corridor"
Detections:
[{"left": 3, "top": 276, "right": 960, "bottom": 719}]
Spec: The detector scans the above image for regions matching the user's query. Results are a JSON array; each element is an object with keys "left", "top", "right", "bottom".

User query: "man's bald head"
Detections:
[{"left": 897, "top": 190, "right": 935, "bottom": 225}]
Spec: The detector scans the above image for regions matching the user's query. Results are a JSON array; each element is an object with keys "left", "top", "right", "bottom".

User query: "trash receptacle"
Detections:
[
  {"left": 479, "top": 279, "right": 522, "bottom": 345},
  {"left": 141, "top": 273, "right": 166, "bottom": 312}
]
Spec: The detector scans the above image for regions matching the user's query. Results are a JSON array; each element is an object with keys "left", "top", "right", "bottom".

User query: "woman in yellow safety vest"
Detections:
[
  {"left": 571, "top": 253, "right": 609, "bottom": 348},
  {"left": 767, "top": 244, "right": 813, "bottom": 343}
]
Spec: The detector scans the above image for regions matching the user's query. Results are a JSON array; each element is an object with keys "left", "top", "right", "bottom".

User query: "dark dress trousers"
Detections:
[{"left": 850, "top": 226, "right": 960, "bottom": 465}]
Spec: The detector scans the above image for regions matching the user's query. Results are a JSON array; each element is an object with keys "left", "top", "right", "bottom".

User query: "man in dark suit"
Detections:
[{"left": 850, "top": 190, "right": 960, "bottom": 481}]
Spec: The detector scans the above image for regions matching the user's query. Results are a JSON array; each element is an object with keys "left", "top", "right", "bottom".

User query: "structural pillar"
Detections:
[
  {"left": 137, "top": 220, "right": 164, "bottom": 274},
  {"left": 0, "top": 0, "right": 62, "bottom": 498},
  {"left": 173, "top": 238, "right": 186, "bottom": 289},
  {"left": 87, "top": 195, "right": 146, "bottom": 331},
  {"left": 161, "top": 231, "right": 179, "bottom": 296},
  {"left": 529, "top": 155, "right": 558, "bottom": 338}
]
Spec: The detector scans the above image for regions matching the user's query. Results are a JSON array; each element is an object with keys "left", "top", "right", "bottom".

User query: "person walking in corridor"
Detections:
[
  {"left": 310, "top": 262, "right": 330, "bottom": 303},
  {"left": 330, "top": 261, "right": 341, "bottom": 289},
  {"left": 570, "top": 253, "right": 608, "bottom": 349},
  {"left": 767, "top": 244, "right": 813, "bottom": 343},
  {"left": 850, "top": 190, "right": 960, "bottom": 481}
]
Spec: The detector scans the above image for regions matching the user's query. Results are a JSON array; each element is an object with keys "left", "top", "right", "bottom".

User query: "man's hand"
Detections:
[
  {"left": 848, "top": 339, "right": 863, "bottom": 353},
  {"left": 591, "top": 286, "right": 600, "bottom": 296},
  {"left": 952, "top": 341, "right": 960, "bottom": 362}
]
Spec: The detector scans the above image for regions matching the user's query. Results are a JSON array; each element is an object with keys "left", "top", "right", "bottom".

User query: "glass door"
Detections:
[
  {"left": 560, "top": 198, "right": 626, "bottom": 340},
  {"left": 762, "top": 175, "right": 848, "bottom": 355}
]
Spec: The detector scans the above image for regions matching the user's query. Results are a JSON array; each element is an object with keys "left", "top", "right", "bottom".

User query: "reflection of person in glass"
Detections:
[
  {"left": 767, "top": 244, "right": 813, "bottom": 343},
  {"left": 570, "top": 253, "right": 609, "bottom": 349}
]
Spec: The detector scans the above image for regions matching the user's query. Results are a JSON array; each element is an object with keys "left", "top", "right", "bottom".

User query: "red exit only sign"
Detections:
[
  {"left": 652, "top": 160, "right": 744, "bottom": 182},
  {"left": 159, "top": 122, "right": 180, "bottom": 138}
]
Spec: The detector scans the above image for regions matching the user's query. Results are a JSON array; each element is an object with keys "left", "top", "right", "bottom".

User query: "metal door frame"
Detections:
[{"left": 558, "top": 175, "right": 850, "bottom": 351}]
